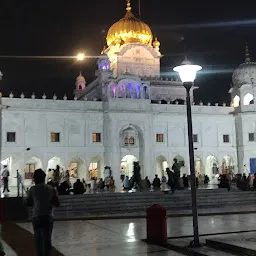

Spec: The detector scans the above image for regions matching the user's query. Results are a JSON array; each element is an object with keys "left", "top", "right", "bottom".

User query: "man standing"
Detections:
[
  {"left": 172, "top": 158, "right": 181, "bottom": 190},
  {"left": 24, "top": 169, "right": 60, "bottom": 256},
  {"left": 2, "top": 165, "right": 9, "bottom": 193}
]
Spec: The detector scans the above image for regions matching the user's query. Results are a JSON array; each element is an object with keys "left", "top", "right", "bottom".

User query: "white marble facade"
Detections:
[
  {"left": 0, "top": 96, "right": 237, "bottom": 187},
  {"left": 2, "top": 2, "right": 256, "bottom": 188}
]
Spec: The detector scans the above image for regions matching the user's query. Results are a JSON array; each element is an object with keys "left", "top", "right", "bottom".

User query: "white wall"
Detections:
[{"left": 1, "top": 97, "right": 238, "bottom": 186}]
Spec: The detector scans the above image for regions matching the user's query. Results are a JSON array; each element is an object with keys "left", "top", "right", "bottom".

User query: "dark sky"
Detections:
[{"left": 0, "top": 0, "right": 256, "bottom": 103}]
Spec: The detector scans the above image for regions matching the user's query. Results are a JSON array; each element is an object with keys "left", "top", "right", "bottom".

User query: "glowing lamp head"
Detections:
[
  {"left": 173, "top": 58, "right": 202, "bottom": 83},
  {"left": 77, "top": 53, "right": 85, "bottom": 61}
]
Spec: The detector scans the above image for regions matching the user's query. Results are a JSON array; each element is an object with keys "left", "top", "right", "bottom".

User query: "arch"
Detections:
[
  {"left": 47, "top": 157, "right": 65, "bottom": 173},
  {"left": 111, "top": 83, "right": 117, "bottom": 98},
  {"left": 88, "top": 155, "right": 102, "bottom": 180},
  {"left": 172, "top": 98, "right": 185, "bottom": 104},
  {"left": 143, "top": 85, "right": 149, "bottom": 99},
  {"left": 244, "top": 93, "right": 254, "bottom": 105},
  {"left": 205, "top": 155, "right": 219, "bottom": 183},
  {"left": 68, "top": 156, "right": 87, "bottom": 180},
  {"left": 119, "top": 124, "right": 144, "bottom": 149},
  {"left": 173, "top": 155, "right": 185, "bottom": 165},
  {"left": 222, "top": 155, "right": 234, "bottom": 174},
  {"left": 172, "top": 155, "right": 186, "bottom": 175},
  {"left": 1, "top": 157, "right": 11, "bottom": 167},
  {"left": 156, "top": 155, "right": 169, "bottom": 177},
  {"left": 118, "top": 83, "right": 126, "bottom": 98},
  {"left": 194, "top": 155, "right": 203, "bottom": 175},
  {"left": 233, "top": 95, "right": 240, "bottom": 107},
  {"left": 121, "top": 155, "right": 138, "bottom": 178},
  {"left": 24, "top": 157, "right": 43, "bottom": 180},
  {"left": 126, "top": 82, "right": 133, "bottom": 98},
  {"left": 135, "top": 83, "right": 141, "bottom": 99}
]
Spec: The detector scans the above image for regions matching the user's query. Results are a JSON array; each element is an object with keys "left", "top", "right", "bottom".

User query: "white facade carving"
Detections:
[{"left": 2, "top": 1, "right": 256, "bottom": 188}]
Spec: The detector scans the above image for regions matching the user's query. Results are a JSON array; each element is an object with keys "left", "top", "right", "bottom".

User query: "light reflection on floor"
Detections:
[{"left": 14, "top": 213, "right": 256, "bottom": 256}]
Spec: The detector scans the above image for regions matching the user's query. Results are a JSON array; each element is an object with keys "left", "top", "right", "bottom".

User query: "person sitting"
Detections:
[
  {"left": 57, "top": 181, "right": 70, "bottom": 195},
  {"left": 182, "top": 174, "right": 189, "bottom": 188},
  {"left": 144, "top": 176, "right": 151, "bottom": 191},
  {"left": 73, "top": 179, "right": 85, "bottom": 194},
  {"left": 97, "top": 178, "right": 105, "bottom": 192},
  {"left": 152, "top": 175, "right": 161, "bottom": 191},
  {"left": 109, "top": 177, "right": 116, "bottom": 192},
  {"left": 204, "top": 175, "right": 210, "bottom": 185}
]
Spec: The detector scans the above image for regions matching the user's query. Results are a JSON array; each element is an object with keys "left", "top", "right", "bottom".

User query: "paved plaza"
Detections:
[{"left": 2, "top": 213, "right": 256, "bottom": 255}]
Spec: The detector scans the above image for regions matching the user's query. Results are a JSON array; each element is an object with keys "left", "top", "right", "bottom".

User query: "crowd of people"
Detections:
[{"left": 46, "top": 165, "right": 116, "bottom": 195}]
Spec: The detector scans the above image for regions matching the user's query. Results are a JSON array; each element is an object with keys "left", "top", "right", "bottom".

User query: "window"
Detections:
[
  {"left": 156, "top": 134, "right": 164, "bottom": 143},
  {"left": 249, "top": 133, "right": 255, "bottom": 142},
  {"left": 129, "top": 136, "right": 135, "bottom": 145},
  {"left": 223, "top": 134, "right": 230, "bottom": 143},
  {"left": 92, "top": 133, "right": 101, "bottom": 143},
  {"left": 193, "top": 134, "right": 198, "bottom": 143},
  {"left": 51, "top": 132, "right": 60, "bottom": 142},
  {"left": 7, "top": 132, "right": 16, "bottom": 142},
  {"left": 24, "top": 163, "right": 35, "bottom": 179},
  {"left": 124, "top": 136, "right": 135, "bottom": 145}
]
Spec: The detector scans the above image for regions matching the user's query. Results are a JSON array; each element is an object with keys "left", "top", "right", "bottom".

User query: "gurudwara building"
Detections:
[{"left": 1, "top": 0, "right": 256, "bottom": 188}]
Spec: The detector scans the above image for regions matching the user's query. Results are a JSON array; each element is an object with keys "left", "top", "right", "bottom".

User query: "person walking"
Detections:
[
  {"left": 1, "top": 165, "right": 10, "bottom": 193},
  {"left": 15, "top": 170, "right": 23, "bottom": 197},
  {"left": 24, "top": 169, "right": 60, "bottom": 256}
]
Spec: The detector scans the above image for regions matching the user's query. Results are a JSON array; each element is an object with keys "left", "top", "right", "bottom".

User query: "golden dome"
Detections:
[
  {"left": 106, "top": 0, "right": 153, "bottom": 47},
  {"left": 153, "top": 37, "right": 160, "bottom": 48}
]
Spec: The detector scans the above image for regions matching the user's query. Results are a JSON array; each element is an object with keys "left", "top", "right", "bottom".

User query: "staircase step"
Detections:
[
  {"left": 206, "top": 238, "right": 256, "bottom": 256},
  {"left": 188, "top": 245, "right": 241, "bottom": 256}
]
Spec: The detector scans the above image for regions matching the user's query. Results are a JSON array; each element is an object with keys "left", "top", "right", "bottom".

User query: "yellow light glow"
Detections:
[
  {"left": 77, "top": 53, "right": 85, "bottom": 61},
  {"left": 106, "top": 1, "right": 153, "bottom": 47}
]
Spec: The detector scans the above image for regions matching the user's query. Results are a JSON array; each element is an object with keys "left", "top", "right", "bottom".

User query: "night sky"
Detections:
[{"left": 0, "top": 0, "right": 255, "bottom": 103}]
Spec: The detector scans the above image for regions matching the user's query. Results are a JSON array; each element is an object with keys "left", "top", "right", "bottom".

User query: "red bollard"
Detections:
[{"left": 146, "top": 204, "right": 167, "bottom": 245}]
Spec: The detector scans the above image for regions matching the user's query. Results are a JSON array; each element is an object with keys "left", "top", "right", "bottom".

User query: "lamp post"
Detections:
[
  {"left": 174, "top": 58, "right": 202, "bottom": 247},
  {"left": 76, "top": 53, "right": 85, "bottom": 61}
]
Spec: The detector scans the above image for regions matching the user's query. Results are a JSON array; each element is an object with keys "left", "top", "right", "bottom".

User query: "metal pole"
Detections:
[
  {"left": 138, "top": 0, "right": 141, "bottom": 19},
  {"left": 184, "top": 82, "right": 200, "bottom": 247}
]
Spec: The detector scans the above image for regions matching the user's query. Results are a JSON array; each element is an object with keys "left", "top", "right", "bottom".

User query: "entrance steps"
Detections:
[
  {"left": 168, "top": 231, "right": 256, "bottom": 256},
  {"left": 53, "top": 189, "right": 256, "bottom": 219}
]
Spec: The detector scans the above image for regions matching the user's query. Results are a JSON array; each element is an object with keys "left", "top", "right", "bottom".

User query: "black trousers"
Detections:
[
  {"left": 32, "top": 215, "right": 54, "bottom": 256},
  {"left": 3, "top": 178, "right": 9, "bottom": 192}
]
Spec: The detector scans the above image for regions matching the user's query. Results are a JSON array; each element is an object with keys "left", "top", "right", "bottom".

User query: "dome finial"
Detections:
[
  {"left": 126, "top": 0, "right": 132, "bottom": 12},
  {"left": 245, "top": 42, "right": 251, "bottom": 63}
]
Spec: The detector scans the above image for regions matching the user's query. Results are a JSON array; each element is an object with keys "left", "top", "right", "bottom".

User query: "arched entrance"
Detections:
[
  {"left": 1, "top": 157, "right": 11, "bottom": 167},
  {"left": 222, "top": 155, "right": 234, "bottom": 174},
  {"left": 156, "top": 156, "right": 169, "bottom": 177},
  {"left": 88, "top": 156, "right": 101, "bottom": 179},
  {"left": 24, "top": 157, "right": 43, "bottom": 180},
  {"left": 205, "top": 155, "right": 219, "bottom": 184},
  {"left": 47, "top": 157, "right": 65, "bottom": 173},
  {"left": 173, "top": 155, "right": 185, "bottom": 175},
  {"left": 121, "top": 155, "right": 137, "bottom": 178},
  {"left": 194, "top": 156, "right": 203, "bottom": 175}
]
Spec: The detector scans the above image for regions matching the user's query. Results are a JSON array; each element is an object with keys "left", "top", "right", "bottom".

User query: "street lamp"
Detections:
[
  {"left": 174, "top": 57, "right": 202, "bottom": 247},
  {"left": 76, "top": 53, "right": 85, "bottom": 61}
]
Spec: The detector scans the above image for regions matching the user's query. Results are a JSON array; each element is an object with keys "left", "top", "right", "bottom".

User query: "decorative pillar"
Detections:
[{"left": 104, "top": 146, "right": 122, "bottom": 192}]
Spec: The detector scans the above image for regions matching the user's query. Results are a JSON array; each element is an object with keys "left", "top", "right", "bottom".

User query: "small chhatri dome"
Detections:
[
  {"left": 76, "top": 72, "right": 85, "bottom": 82},
  {"left": 106, "top": 0, "right": 153, "bottom": 47},
  {"left": 232, "top": 43, "right": 256, "bottom": 87},
  {"left": 153, "top": 37, "right": 160, "bottom": 48}
]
